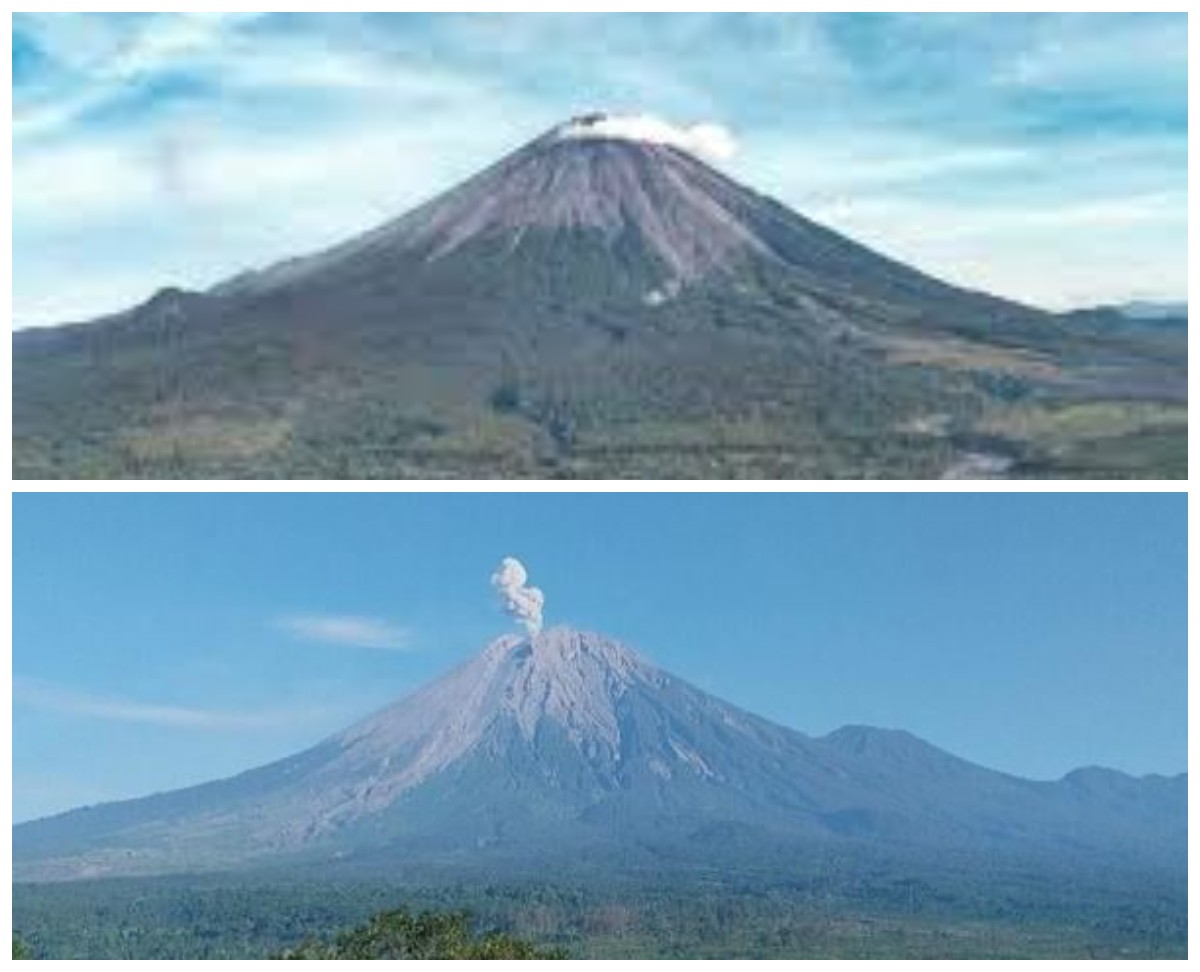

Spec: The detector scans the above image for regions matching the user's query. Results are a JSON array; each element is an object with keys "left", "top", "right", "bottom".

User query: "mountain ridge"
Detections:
[
  {"left": 13, "top": 626, "right": 1185, "bottom": 884},
  {"left": 13, "top": 117, "right": 1186, "bottom": 479}
]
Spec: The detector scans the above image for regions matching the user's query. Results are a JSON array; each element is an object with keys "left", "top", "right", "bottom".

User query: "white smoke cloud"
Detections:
[
  {"left": 558, "top": 113, "right": 739, "bottom": 163},
  {"left": 491, "top": 556, "right": 545, "bottom": 636}
]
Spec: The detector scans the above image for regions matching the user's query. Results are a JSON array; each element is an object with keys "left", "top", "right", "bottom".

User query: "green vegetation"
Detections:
[
  {"left": 11, "top": 232, "right": 1186, "bottom": 481},
  {"left": 976, "top": 401, "right": 1188, "bottom": 479},
  {"left": 276, "top": 907, "right": 566, "bottom": 959},
  {"left": 12, "top": 868, "right": 1186, "bottom": 960},
  {"left": 13, "top": 936, "right": 33, "bottom": 959}
]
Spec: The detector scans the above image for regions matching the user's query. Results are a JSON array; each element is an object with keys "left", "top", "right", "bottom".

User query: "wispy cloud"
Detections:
[
  {"left": 13, "top": 14, "right": 258, "bottom": 140},
  {"left": 757, "top": 128, "right": 1186, "bottom": 309},
  {"left": 13, "top": 676, "right": 330, "bottom": 731},
  {"left": 275, "top": 615, "right": 412, "bottom": 652}
]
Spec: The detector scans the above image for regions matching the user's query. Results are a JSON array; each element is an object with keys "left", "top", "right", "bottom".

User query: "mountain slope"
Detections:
[
  {"left": 212, "top": 122, "right": 1037, "bottom": 333},
  {"left": 13, "top": 627, "right": 1185, "bottom": 883},
  {"left": 14, "top": 116, "right": 1186, "bottom": 479}
]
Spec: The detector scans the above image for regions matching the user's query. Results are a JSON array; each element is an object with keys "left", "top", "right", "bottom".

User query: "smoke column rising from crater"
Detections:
[{"left": 491, "top": 556, "right": 545, "bottom": 636}]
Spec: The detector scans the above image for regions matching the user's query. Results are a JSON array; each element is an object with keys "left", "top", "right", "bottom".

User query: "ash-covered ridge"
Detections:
[{"left": 331, "top": 627, "right": 658, "bottom": 802}]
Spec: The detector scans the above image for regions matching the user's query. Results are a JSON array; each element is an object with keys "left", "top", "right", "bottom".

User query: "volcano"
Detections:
[
  {"left": 13, "top": 115, "right": 1186, "bottom": 479},
  {"left": 13, "top": 627, "right": 1185, "bottom": 884}
]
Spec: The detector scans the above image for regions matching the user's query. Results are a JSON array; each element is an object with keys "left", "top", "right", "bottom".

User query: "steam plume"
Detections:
[
  {"left": 558, "top": 113, "right": 739, "bottom": 163},
  {"left": 491, "top": 557, "right": 545, "bottom": 636}
]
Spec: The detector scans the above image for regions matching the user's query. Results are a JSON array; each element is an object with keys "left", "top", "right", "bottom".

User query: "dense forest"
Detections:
[{"left": 13, "top": 869, "right": 1186, "bottom": 960}]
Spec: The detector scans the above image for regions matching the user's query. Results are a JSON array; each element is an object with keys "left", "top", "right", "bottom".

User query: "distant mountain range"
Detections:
[
  {"left": 1114, "top": 301, "right": 1187, "bottom": 322},
  {"left": 14, "top": 627, "right": 1185, "bottom": 886},
  {"left": 13, "top": 114, "right": 1186, "bottom": 479}
]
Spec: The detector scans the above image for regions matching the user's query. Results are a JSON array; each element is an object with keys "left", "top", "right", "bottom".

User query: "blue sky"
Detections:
[
  {"left": 13, "top": 492, "right": 1186, "bottom": 823},
  {"left": 13, "top": 13, "right": 1186, "bottom": 327}
]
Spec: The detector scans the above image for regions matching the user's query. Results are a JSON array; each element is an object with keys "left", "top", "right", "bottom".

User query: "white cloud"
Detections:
[
  {"left": 559, "top": 113, "right": 738, "bottom": 163},
  {"left": 276, "top": 615, "right": 412, "bottom": 652},
  {"left": 13, "top": 676, "right": 327, "bottom": 731}
]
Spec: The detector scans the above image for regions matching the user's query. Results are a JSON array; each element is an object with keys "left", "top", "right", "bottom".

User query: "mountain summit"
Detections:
[
  {"left": 221, "top": 114, "right": 765, "bottom": 298},
  {"left": 211, "top": 115, "right": 1030, "bottom": 321},
  {"left": 13, "top": 627, "right": 1185, "bottom": 883},
  {"left": 14, "top": 117, "right": 1186, "bottom": 479}
]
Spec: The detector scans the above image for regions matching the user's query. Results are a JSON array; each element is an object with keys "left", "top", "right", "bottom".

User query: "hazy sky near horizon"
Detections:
[
  {"left": 13, "top": 12, "right": 1186, "bottom": 328},
  {"left": 13, "top": 493, "right": 1186, "bottom": 823}
]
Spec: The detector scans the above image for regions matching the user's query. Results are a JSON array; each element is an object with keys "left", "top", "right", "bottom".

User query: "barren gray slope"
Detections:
[{"left": 218, "top": 125, "right": 779, "bottom": 297}]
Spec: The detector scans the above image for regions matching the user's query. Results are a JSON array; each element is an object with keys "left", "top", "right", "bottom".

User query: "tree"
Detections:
[
  {"left": 275, "top": 907, "right": 567, "bottom": 960},
  {"left": 13, "top": 935, "right": 33, "bottom": 959}
]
